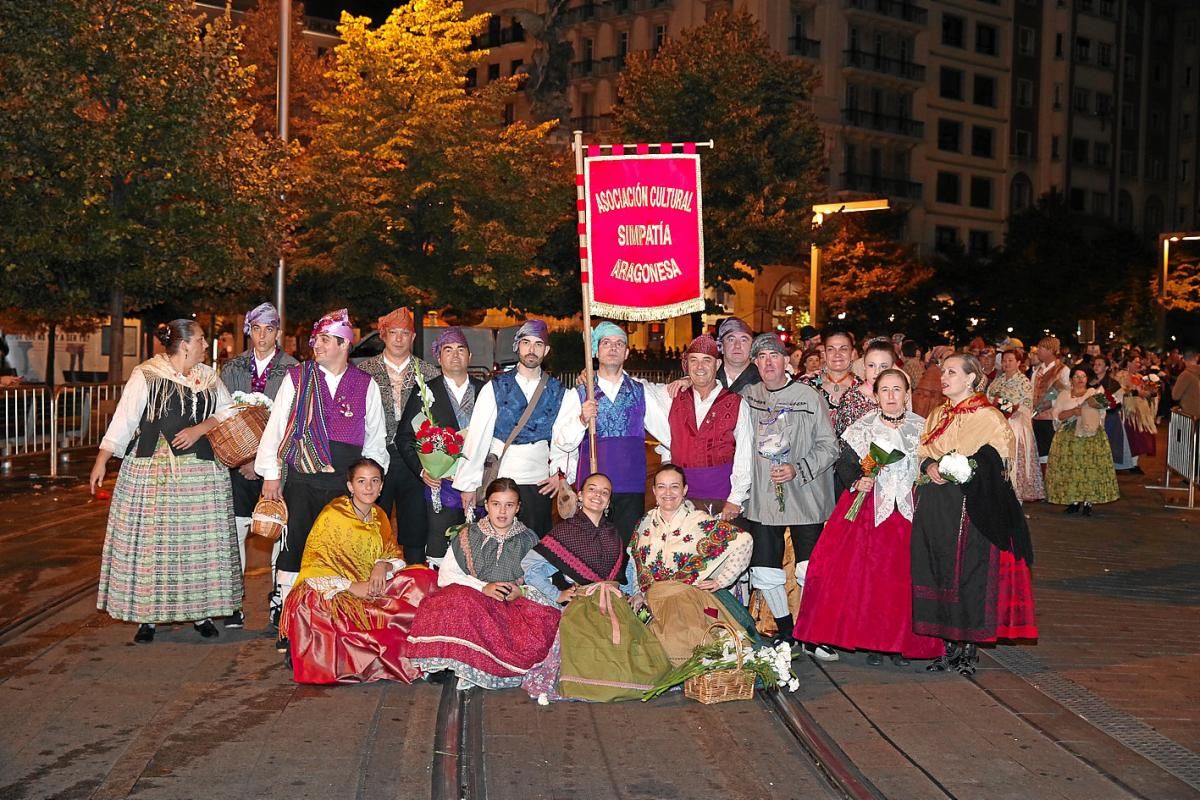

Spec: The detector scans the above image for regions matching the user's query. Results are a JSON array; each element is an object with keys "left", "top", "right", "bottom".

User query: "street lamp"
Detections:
[
  {"left": 809, "top": 199, "right": 890, "bottom": 326},
  {"left": 1157, "top": 231, "right": 1200, "bottom": 349}
]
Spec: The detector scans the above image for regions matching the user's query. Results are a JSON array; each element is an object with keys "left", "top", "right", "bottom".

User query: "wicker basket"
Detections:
[
  {"left": 683, "top": 622, "right": 756, "bottom": 705},
  {"left": 250, "top": 497, "right": 287, "bottom": 541},
  {"left": 209, "top": 405, "right": 270, "bottom": 467}
]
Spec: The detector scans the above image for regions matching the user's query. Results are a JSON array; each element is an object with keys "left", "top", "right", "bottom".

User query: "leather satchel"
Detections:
[{"left": 479, "top": 373, "right": 549, "bottom": 491}]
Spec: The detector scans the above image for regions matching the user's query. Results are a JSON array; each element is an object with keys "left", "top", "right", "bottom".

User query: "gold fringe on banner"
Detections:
[{"left": 589, "top": 298, "right": 705, "bottom": 321}]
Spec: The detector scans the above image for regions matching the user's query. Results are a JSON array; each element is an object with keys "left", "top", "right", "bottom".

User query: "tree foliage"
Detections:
[
  {"left": 289, "top": 0, "right": 577, "bottom": 327},
  {"left": 0, "top": 0, "right": 289, "bottom": 377},
  {"left": 614, "top": 11, "right": 826, "bottom": 291}
]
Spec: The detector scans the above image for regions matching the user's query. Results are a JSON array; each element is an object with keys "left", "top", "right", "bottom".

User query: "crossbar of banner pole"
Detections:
[{"left": 581, "top": 140, "right": 715, "bottom": 152}]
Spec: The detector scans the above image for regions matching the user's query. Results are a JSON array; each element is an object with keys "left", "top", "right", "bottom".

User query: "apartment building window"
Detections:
[
  {"left": 973, "top": 75, "right": 996, "bottom": 107},
  {"left": 1182, "top": 159, "right": 1191, "bottom": 182},
  {"left": 940, "top": 67, "right": 964, "bottom": 100},
  {"left": 617, "top": 31, "right": 629, "bottom": 59},
  {"left": 511, "top": 59, "right": 524, "bottom": 75},
  {"left": 844, "top": 143, "right": 857, "bottom": 174},
  {"left": 1094, "top": 142, "right": 1110, "bottom": 166},
  {"left": 1096, "top": 92, "right": 1112, "bottom": 118},
  {"left": 936, "top": 171, "right": 961, "bottom": 204},
  {"left": 1092, "top": 192, "right": 1109, "bottom": 215},
  {"left": 1073, "top": 87, "right": 1090, "bottom": 113},
  {"left": 1053, "top": 83, "right": 1063, "bottom": 109},
  {"left": 938, "top": 119, "right": 963, "bottom": 152},
  {"left": 976, "top": 23, "right": 998, "bottom": 55},
  {"left": 1051, "top": 135, "right": 1061, "bottom": 160},
  {"left": 503, "top": 102, "right": 515, "bottom": 126},
  {"left": 653, "top": 24, "right": 667, "bottom": 53},
  {"left": 1011, "top": 175, "right": 1033, "bottom": 211},
  {"left": 943, "top": 14, "right": 965, "bottom": 48},
  {"left": 1072, "top": 138, "right": 1090, "bottom": 163},
  {"left": 465, "top": 67, "right": 477, "bottom": 88},
  {"left": 1098, "top": 43, "right": 1113, "bottom": 67},
  {"left": 1120, "top": 150, "right": 1136, "bottom": 175},
  {"left": 582, "top": 38, "right": 594, "bottom": 64},
  {"left": 1148, "top": 156, "right": 1165, "bottom": 180},
  {"left": 1014, "top": 129, "right": 1033, "bottom": 157},
  {"left": 1018, "top": 27, "right": 1036, "bottom": 56},
  {"left": 1100, "top": 0, "right": 1114, "bottom": 15},
  {"left": 1124, "top": 55, "right": 1136, "bottom": 81},
  {"left": 972, "top": 126, "right": 995, "bottom": 158},
  {"left": 935, "top": 226, "right": 960, "bottom": 253},
  {"left": 1016, "top": 79, "right": 1034, "bottom": 108},
  {"left": 1070, "top": 188, "right": 1086, "bottom": 211},
  {"left": 968, "top": 230, "right": 991, "bottom": 257},
  {"left": 1055, "top": 33, "right": 1064, "bottom": 58},
  {"left": 487, "top": 62, "right": 500, "bottom": 81},
  {"left": 970, "top": 176, "right": 993, "bottom": 209},
  {"left": 1074, "top": 36, "right": 1091, "bottom": 63}
]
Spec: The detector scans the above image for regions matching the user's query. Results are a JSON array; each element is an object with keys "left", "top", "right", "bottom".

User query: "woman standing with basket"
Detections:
[
  {"left": 89, "top": 320, "right": 242, "bottom": 644},
  {"left": 218, "top": 302, "right": 297, "bottom": 628}
]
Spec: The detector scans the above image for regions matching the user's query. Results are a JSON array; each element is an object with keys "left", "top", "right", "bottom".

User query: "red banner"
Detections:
[{"left": 584, "top": 153, "right": 705, "bottom": 320}]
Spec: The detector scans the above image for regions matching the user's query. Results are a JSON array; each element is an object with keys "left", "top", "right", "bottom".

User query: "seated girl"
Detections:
[
  {"left": 631, "top": 464, "right": 754, "bottom": 665},
  {"left": 281, "top": 458, "right": 439, "bottom": 684},
  {"left": 406, "top": 478, "right": 561, "bottom": 689},
  {"left": 521, "top": 474, "right": 670, "bottom": 703}
]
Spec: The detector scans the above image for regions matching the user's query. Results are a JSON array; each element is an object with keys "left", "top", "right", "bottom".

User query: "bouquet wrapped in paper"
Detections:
[
  {"left": 992, "top": 396, "right": 1015, "bottom": 418},
  {"left": 844, "top": 438, "right": 906, "bottom": 521}
]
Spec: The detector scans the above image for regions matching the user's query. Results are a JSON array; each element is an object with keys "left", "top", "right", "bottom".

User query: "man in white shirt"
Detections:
[
  {"left": 358, "top": 307, "right": 440, "bottom": 562},
  {"left": 644, "top": 334, "right": 752, "bottom": 520},
  {"left": 453, "top": 319, "right": 580, "bottom": 535},
  {"left": 255, "top": 309, "right": 388, "bottom": 650},
  {"left": 555, "top": 321, "right": 669, "bottom": 542}
]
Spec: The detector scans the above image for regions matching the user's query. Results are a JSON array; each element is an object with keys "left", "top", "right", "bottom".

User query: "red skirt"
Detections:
[
  {"left": 992, "top": 549, "right": 1038, "bottom": 641},
  {"left": 407, "top": 584, "right": 561, "bottom": 678},
  {"left": 794, "top": 491, "right": 944, "bottom": 659},
  {"left": 288, "top": 566, "right": 439, "bottom": 685}
]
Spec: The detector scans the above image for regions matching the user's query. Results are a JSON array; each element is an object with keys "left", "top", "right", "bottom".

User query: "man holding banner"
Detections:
[
  {"left": 452, "top": 320, "right": 581, "bottom": 535},
  {"left": 555, "top": 321, "right": 672, "bottom": 543}
]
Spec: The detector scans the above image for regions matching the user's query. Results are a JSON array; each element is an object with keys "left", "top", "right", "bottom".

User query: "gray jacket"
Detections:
[
  {"left": 220, "top": 350, "right": 299, "bottom": 399},
  {"left": 742, "top": 380, "right": 839, "bottom": 526}
]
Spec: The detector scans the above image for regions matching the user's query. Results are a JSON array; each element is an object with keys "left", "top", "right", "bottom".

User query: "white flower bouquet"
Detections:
[
  {"left": 917, "top": 451, "right": 977, "bottom": 485},
  {"left": 641, "top": 626, "right": 799, "bottom": 701},
  {"left": 230, "top": 390, "right": 273, "bottom": 410}
]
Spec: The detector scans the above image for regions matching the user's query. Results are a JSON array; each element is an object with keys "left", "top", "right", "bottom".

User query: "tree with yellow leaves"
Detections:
[{"left": 290, "top": 0, "right": 576, "bottom": 327}]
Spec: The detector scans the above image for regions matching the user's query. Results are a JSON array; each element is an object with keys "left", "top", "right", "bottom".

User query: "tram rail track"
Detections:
[{"left": 0, "top": 572, "right": 98, "bottom": 647}]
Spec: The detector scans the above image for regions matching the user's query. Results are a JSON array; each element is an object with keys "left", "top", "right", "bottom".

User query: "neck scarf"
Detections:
[
  {"left": 249, "top": 349, "right": 279, "bottom": 394},
  {"left": 278, "top": 361, "right": 335, "bottom": 474},
  {"left": 535, "top": 513, "right": 625, "bottom": 585},
  {"left": 920, "top": 393, "right": 992, "bottom": 446},
  {"left": 139, "top": 354, "right": 219, "bottom": 423}
]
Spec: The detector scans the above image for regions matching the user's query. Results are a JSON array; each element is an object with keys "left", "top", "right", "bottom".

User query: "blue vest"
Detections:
[
  {"left": 575, "top": 376, "right": 647, "bottom": 493},
  {"left": 493, "top": 372, "right": 566, "bottom": 445}
]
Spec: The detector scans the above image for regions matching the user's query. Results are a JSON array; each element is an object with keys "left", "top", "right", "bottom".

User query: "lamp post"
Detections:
[
  {"left": 809, "top": 199, "right": 889, "bottom": 326},
  {"left": 1157, "top": 232, "right": 1200, "bottom": 349}
]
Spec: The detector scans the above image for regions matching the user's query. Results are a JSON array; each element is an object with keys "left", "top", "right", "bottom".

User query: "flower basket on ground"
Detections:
[
  {"left": 209, "top": 393, "right": 272, "bottom": 467},
  {"left": 642, "top": 621, "right": 799, "bottom": 705}
]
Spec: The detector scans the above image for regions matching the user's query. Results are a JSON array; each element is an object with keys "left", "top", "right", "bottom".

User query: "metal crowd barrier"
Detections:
[
  {"left": 1150, "top": 409, "right": 1200, "bottom": 511},
  {"left": 0, "top": 383, "right": 124, "bottom": 477},
  {"left": 551, "top": 369, "right": 685, "bottom": 385}
]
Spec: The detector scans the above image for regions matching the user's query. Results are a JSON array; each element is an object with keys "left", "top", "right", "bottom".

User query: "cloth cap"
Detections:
[
  {"left": 378, "top": 307, "right": 414, "bottom": 334},
  {"left": 750, "top": 333, "right": 787, "bottom": 359},
  {"left": 244, "top": 302, "right": 281, "bottom": 335},
  {"left": 681, "top": 334, "right": 720, "bottom": 365},
  {"left": 590, "top": 321, "right": 627, "bottom": 356},
  {"left": 431, "top": 327, "right": 469, "bottom": 357},
  {"left": 513, "top": 319, "right": 550, "bottom": 351},
  {"left": 799, "top": 325, "right": 819, "bottom": 341},
  {"left": 309, "top": 308, "right": 355, "bottom": 346},
  {"left": 717, "top": 317, "right": 753, "bottom": 345}
]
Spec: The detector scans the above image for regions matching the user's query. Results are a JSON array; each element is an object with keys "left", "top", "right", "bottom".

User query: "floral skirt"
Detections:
[
  {"left": 1008, "top": 412, "right": 1045, "bottom": 502},
  {"left": 1045, "top": 430, "right": 1120, "bottom": 505}
]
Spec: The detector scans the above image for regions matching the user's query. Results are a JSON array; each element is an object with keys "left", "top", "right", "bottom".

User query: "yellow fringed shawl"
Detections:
[{"left": 918, "top": 394, "right": 1015, "bottom": 463}]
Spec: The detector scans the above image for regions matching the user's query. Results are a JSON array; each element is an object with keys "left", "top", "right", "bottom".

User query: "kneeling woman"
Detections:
[
  {"left": 631, "top": 464, "right": 754, "bottom": 665},
  {"left": 521, "top": 474, "right": 669, "bottom": 703},
  {"left": 911, "top": 354, "right": 1038, "bottom": 676},
  {"left": 794, "top": 369, "right": 943, "bottom": 665},
  {"left": 407, "top": 478, "right": 560, "bottom": 689},
  {"left": 281, "top": 458, "right": 438, "bottom": 684}
]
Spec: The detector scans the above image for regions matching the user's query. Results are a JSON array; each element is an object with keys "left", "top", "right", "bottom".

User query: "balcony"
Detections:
[
  {"left": 789, "top": 36, "right": 821, "bottom": 59},
  {"left": 561, "top": 0, "right": 673, "bottom": 25},
  {"left": 843, "top": 49, "right": 925, "bottom": 82},
  {"left": 841, "top": 172, "right": 923, "bottom": 200},
  {"left": 844, "top": 0, "right": 928, "bottom": 26},
  {"left": 471, "top": 25, "right": 526, "bottom": 49},
  {"left": 841, "top": 108, "right": 924, "bottom": 138},
  {"left": 569, "top": 114, "right": 615, "bottom": 133},
  {"left": 570, "top": 55, "right": 626, "bottom": 80}
]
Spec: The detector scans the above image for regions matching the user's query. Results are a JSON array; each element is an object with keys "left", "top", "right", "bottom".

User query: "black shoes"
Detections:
[
  {"left": 425, "top": 669, "right": 453, "bottom": 685},
  {"left": 926, "top": 641, "right": 963, "bottom": 672},
  {"left": 223, "top": 609, "right": 245, "bottom": 629},
  {"left": 268, "top": 605, "right": 281, "bottom": 632},
  {"left": 194, "top": 619, "right": 219, "bottom": 638},
  {"left": 134, "top": 624, "right": 155, "bottom": 644},
  {"left": 866, "top": 652, "right": 883, "bottom": 666},
  {"left": 1081, "top": 503, "right": 1093, "bottom": 517},
  {"left": 891, "top": 654, "right": 910, "bottom": 667},
  {"left": 956, "top": 643, "right": 979, "bottom": 677},
  {"left": 1064, "top": 503, "right": 1081, "bottom": 514},
  {"left": 1128, "top": 466, "right": 1144, "bottom": 475}
]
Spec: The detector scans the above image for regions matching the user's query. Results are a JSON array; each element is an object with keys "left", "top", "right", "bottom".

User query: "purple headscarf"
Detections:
[
  {"left": 244, "top": 302, "right": 281, "bottom": 335},
  {"left": 513, "top": 319, "right": 550, "bottom": 351},
  {"left": 431, "top": 327, "right": 470, "bottom": 357}
]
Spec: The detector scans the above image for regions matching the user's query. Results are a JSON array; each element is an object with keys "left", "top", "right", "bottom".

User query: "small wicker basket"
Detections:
[
  {"left": 209, "top": 405, "right": 270, "bottom": 467},
  {"left": 683, "top": 621, "right": 756, "bottom": 705},
  {"left": 250, "top": 497, "right": 288, "bottom": 541}
]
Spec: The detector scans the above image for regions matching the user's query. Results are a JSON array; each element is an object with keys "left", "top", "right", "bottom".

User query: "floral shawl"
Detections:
[{"left": 631, "top": 501, "right": 752, "bottom": 594}]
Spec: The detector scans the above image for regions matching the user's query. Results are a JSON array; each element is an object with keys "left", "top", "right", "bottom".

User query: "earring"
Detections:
[{"left": 603, "top": 506, "right": 611, "bottom": 516}]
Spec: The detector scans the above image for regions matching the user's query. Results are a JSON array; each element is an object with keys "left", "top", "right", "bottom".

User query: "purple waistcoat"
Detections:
[
  {"left": 576, "top": 378, "right": 648, "bottom": 494},
  {"left": 285, "top": 364, "right": 371, "bottom": 460}
]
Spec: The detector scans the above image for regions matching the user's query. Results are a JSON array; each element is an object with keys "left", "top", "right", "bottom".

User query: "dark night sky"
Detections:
[{"left": 304, "top": 0, "right": 400, "bottom": 22}]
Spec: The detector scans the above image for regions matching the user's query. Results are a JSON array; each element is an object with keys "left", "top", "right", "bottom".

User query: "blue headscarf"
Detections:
[{"left": 590, "top": 321, "right": 627, "bottom": 356}]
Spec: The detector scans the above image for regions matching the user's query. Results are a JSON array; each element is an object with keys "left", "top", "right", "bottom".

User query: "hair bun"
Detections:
[{"left": 155, "top": 325, "right": 172, "bottom": 347}]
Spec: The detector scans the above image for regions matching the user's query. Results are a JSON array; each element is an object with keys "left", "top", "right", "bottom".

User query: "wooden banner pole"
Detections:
[{"left": 573, "top": 130, "right": 599, "bottom": 474}]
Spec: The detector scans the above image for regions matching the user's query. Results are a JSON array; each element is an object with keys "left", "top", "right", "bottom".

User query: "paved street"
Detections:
[{"left": 0, "top": 439, "right": 1197, "bottom": 799}]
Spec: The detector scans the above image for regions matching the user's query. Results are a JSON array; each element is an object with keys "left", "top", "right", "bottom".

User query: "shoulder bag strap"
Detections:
[{"left": 496, "top": 373, "right": 550, "bottom": 464}]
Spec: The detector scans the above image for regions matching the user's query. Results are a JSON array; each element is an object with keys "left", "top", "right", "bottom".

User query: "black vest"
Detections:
[{"left": 132, "top": 380, "right": 217, "bottom": 461}]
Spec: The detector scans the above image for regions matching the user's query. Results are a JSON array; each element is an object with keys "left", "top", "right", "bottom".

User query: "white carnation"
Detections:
[{"left": 939, "top": 452, "right": 974, "bottom": 483}]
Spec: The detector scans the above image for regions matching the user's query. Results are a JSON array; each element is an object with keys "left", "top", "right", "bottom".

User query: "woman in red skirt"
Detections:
[
  {"left": 910, "top": 354, "right": 1038, "bottom": 677},
  {"left": 794, "top": 369, "right": 943, "bottom": 665}
]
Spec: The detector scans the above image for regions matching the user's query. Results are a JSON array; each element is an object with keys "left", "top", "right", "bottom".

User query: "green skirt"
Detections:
[
  {"left": 1045, "top": 429, "right": 1120, "bottom": 505},
  {"left": 559, "top": 585, "right": 671, "bottom": 702}
]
